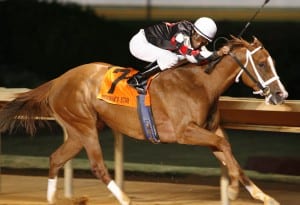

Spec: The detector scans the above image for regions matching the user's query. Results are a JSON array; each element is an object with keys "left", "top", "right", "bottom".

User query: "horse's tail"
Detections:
[{"left": 0, "top": 80, "right": 54, "bottom": 136}]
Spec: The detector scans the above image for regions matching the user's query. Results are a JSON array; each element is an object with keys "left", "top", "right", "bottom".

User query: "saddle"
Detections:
[{"left": 97, "top": 66, "right": 160, "bottom": 143}]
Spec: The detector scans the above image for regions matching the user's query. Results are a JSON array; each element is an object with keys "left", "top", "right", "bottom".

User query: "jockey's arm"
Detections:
[{"left": 171, "top": 32, "right": 228, "bottom": 65}]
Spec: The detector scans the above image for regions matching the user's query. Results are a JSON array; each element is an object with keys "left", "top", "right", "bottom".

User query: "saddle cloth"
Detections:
[{"left": 97, "top": 66, "right": 152, "bottom": 107}]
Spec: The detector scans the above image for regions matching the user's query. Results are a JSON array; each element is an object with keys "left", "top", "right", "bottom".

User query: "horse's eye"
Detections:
[{"left": 258, "top": 62, "right": 266, "bottom": 69}]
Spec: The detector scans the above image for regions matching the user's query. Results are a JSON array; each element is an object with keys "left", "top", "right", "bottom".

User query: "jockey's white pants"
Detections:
[{"left": 129, "top": 29, "right": 179, "bottom": 70}]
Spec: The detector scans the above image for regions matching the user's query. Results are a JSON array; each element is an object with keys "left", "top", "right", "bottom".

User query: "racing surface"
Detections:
[{"left": 1, "top": 174, "right": 299, "bottom": 205}]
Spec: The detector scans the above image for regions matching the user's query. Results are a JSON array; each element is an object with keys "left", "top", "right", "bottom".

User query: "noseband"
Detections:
[{"left": 229, "top": 46, "right": 279, "bottom": 97}]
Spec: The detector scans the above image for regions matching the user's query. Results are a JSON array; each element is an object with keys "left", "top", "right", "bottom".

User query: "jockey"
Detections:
[{"left": 127, "top": 17, "right": 230, "bottom": 87}]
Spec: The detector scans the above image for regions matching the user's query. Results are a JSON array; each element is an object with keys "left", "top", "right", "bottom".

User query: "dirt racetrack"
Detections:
[{"left": 0, "top": 174, "right": 299, "bottom": 205}]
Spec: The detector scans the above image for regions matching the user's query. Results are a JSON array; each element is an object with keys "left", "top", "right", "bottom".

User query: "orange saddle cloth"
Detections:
[{"left": 97, "top": 66, "right": 152, "bottom": 108}]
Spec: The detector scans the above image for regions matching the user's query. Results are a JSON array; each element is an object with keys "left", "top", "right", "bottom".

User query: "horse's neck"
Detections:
[
  {"left": 212, "top": 56, "right": 243, "bottom": 93},
  {"left": 171, "top": 58, "right": 241, "bottom": 103},
  {"left": 208, "top": 46, "right": 248, "bottom": 93}
]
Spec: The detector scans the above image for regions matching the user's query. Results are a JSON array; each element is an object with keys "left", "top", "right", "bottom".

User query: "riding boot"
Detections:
[{"left": 127, "top": 61, "right": 161, "bottom": 88}]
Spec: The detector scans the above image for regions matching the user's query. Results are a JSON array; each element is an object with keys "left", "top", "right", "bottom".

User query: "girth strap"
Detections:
[{"left": 137, "top": 94, "right": 160, "bottom": 144}]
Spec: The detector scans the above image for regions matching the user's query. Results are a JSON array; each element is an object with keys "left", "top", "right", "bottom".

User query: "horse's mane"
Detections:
[
  {"left": 226, "top": 35, "right": 262, "bottom": 51},
  {"left": 205, "top": 35, "right": 262, "bottom": 73}
]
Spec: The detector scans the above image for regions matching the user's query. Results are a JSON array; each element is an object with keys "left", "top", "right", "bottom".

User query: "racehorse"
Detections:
[{"left": 0, "top": 36, "right": 287, "bottom": 205}]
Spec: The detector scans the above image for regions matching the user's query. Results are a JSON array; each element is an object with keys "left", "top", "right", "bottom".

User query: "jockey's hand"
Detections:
[{"left": 217, "top": 46, "right": 230, "bottom": 56}]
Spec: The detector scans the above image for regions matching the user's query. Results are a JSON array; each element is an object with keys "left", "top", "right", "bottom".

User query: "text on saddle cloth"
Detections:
[{"left": 97, "top": 66, "right": 153, "bottom": 107}]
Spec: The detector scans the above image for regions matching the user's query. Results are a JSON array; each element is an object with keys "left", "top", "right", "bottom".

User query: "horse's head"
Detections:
[{"left": 229, "top": 36, "right": 288, "bottom": 104}]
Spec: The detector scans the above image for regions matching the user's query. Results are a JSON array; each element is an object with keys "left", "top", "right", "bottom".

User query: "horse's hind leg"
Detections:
[
  {"left": 47, "top": 129, "right": 83, "bottom": 204},
  {"left": 47, "top": 82, "right": 130, "bottom": 204},
  {"left": 47, "top": 125, "right": 130, "bottom": 205}
]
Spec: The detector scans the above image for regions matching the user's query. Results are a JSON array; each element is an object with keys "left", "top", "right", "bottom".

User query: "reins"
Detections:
[
  {"left": 209, "top": 37, "right": 267, "bottom": 95},
  {"left": 228, "top": 47, "right": 271, "bottom": 96},
  {"left": 213, "top": 36, "right": 278, "bottom": 97},
  {"left": 208, "top": 36, "right": 280, "bottom": 98},
  {"left": 229, "top": 45, "right": 281, "bottom": 97}
]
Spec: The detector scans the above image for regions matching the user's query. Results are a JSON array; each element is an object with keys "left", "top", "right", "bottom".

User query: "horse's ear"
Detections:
[
  {"left": 252, "top": 36, "right": 262, "bottom": 47},
  {"left": 230, "top": 34, "right": 238, "bottom": 40},
  {"left": 230, "top": 34, "right": 243, "bottom": 44},
  {"left": 230, "top": 35, "right": 242, "bottom": 42}
]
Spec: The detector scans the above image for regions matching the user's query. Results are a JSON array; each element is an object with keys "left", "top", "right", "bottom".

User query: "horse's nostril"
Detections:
[
  {"left": 276, "top": 91, "right": 288, "bottom": 99},
  {"left": 270, "top": 91, "right": 288, "bottom": 105}
]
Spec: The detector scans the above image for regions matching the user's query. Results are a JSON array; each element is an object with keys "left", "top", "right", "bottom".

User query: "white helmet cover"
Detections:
[{"left": 193, "top": 17, "right": 217, "bottom": 42}]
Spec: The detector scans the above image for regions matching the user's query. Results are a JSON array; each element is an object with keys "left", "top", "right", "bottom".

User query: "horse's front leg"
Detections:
[
  {"left": 213, "top": 127, "right": 280, "bottom": 205},
  {"left": 213, "top": 127, "right": 240, "bottom": 200},
  {"left": 180, "top": 123, "right": 240, "bottom": 199},
  {"left": 213, "top": 153, "right": 280, "bottom": 205},
  {"left": 240, "top": 172, "right": 280, "bottom": 205}
]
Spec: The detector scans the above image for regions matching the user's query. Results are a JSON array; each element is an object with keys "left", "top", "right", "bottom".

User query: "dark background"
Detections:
[
  {"left": 1, "top": 1, "right": 299, "bottom": 178},
  {"left": 1, "top": 0, "right": 299, "bottom": 99}
]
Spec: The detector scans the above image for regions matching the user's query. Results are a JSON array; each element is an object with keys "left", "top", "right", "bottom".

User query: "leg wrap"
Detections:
[
  {"left": 47, "top": 177, "right": 58, "bottom": 204},
  {"left": 107, "top": 180, "right": 131, "bottom": 205}
]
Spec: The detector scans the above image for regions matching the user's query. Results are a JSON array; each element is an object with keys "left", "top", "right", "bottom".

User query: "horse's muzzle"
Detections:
[{"left": 267, "top": 91, "right": 288, "bottom": 105}]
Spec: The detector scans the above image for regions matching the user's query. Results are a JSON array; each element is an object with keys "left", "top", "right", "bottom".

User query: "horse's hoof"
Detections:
[
  {"left": 121, "top": 200, "right": 131, "bottom": 205},
  {"left": 73, "top": 196, "right": 89, "bottom": 205},
  {"left": 264, "top": 197, "right": 280, "bottom": 205},
  {"left": 119, "top": 196, "right": 131, "bottom": 205},
  {"left": 228, "top": 185, "right": 239, "bottom": 200}
]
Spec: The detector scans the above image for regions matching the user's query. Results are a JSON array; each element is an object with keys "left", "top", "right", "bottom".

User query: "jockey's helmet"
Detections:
[{"left": 193, "top": 17, "right": 217, "bottom": 42}]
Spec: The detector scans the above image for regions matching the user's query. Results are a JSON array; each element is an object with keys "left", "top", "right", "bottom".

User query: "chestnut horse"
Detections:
[{"left": 0, "top": 36, "right": 287, "bottom": 205}]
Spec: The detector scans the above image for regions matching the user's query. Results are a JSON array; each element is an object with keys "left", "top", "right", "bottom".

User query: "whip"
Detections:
[{"left": 238, "top": 0, "right": 271, "bottom": 38}]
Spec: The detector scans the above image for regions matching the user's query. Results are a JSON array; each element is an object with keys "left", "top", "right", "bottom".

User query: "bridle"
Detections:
[{"left": 229, "top": 46, "right": 279, "bottom": 98}]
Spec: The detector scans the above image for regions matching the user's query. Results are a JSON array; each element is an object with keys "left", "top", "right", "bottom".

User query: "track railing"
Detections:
[
  {"left": 1, "top": 88, "right": 300, "bottom": 204},
  {"left": 217, "top": 96, "right": 300, "bottom": 204},
  {"left": 112, "top": 96, "right": 300, "bottom": 205}
]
